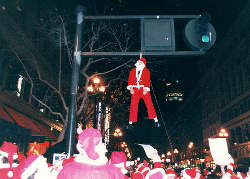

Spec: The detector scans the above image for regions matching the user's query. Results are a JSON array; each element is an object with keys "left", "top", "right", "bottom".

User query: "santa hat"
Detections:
[
  {"left": 136, "top": 160, "right": 150, "bottom": 177},
  {"left": 0, "top": 142, "right": 18, "bottom": 155},
  {"left": 62, "top": 156, "right": 76, "bottom": 167},
  {"left": 183, "top": 168, "right": 197, "bottom": 178},
  {"left": 16, "top": 155, "right": 48, "bottom": 179},
  {"left": 227, "top": 162, "right": 236, "bottom": 176},
  {"left": 77, "top": 128, "right": 102, "bottom": 160},
  {"left": 166, "top": 168, "right": 177, "bottom": 177},
  {"left": 203, "top": 169, "right": 210, "bottom": 177},
  {"left": 17, "top": 153, "right": 26, "bottom": 164},
  {"left": 0, "top": 141, "right": 18, "bottom": 178},
  {"left": 145, "top": 168, "right": 166, "bottom": 179},
  {"left": 110, "top": 151, "right": 129, "bottom": 174},
  {"left": 137, "top": 57, "right": 147, "bottom": 65},
  {"left": 110, "top": 151, "right": 127, "bottom": 168}
]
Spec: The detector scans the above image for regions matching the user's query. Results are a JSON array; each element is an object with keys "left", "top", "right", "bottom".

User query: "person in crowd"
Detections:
[
  {"left": 180, "top": 168, "right": 206, "bottom": 179},
  {"left": 132, "top": 144, "right": 167, "bottom": 179},
  {"left": 15, "top": 155, "right": 51, "bottom": 179},
  {"left": 110, "top": 151, "right": 134, "bottom": 179},
  {"left": 57, "top": 128, "right": 124, "bottom": 179},
  {"left": 0, "top": 141, "right": 19, "bottom": 179},
  {"left": 165, "top": 166, "right": 178, "bottom": 179}
]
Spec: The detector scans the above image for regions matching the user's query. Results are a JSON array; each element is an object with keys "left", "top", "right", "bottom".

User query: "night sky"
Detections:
[
  {"left": 1, "top": 0, "right": 246, "bottom": 152},
  {"left": 52, "top": 0, "right": 248, "bottom": 150}
]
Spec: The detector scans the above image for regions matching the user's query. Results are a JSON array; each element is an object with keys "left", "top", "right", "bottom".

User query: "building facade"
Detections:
[{"left": 200, "top": 1, "right": 250, "bottom": 164}]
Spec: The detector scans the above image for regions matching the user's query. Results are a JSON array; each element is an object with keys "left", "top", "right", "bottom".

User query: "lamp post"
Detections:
[
  {"left": 218, "top": 128, "right": 229, "bottom": 137},
  {"left": 113, "top": 128, "right": 123, "bottom": 137},
  {"left": 87, "top": 76, "right": 106, "bottom": 129},
  {"left": 173, "top": 148, "right": 179, "bottom": 164},
  {"left": 188, "top": 142, "right": 194, "bottom": 167},
  {"left": 105, "top": 128, "right": 123, "bottom": 153}
]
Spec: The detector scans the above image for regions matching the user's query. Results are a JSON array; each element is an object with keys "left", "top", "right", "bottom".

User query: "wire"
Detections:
[{"left": 150, "top": 83, "right": 175, "bottom": 151}]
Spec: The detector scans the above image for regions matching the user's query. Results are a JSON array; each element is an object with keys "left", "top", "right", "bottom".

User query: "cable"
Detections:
[{"left": 150, "top": 83, "right": 175, "bottom": 152}]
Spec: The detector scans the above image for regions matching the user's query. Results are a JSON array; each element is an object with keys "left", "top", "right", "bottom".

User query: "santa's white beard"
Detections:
[{"left": 135, "top": 63, "right": 145, "bottom": 70}]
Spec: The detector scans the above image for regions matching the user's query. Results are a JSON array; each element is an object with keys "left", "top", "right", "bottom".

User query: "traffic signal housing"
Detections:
[{"left": 184, "top": 14, "right": 216, "bottom": 51}]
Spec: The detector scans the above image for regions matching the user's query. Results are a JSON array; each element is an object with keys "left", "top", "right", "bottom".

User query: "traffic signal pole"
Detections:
[{"left": 66, "top": 6, "right": 85, "bottom": 157}]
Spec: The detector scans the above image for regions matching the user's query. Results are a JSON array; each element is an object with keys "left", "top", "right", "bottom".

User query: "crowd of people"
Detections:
[{"left": 0, "top": 127, "right": 249, "bottom": 179}]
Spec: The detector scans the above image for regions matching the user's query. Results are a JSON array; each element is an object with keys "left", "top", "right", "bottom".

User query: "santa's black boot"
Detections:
[
  {"left": 126, "top": 122, "right": 135, "bottom": 130},
  {"left": 153, "top": 118, "right": 161, "bottom": 128}
]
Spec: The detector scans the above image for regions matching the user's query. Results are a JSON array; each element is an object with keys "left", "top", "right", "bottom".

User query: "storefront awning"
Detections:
[{"left": 0, "top": 105, "right": 58, "bottom": 140}]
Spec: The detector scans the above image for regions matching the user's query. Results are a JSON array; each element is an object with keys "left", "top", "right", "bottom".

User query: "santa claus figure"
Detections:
[
  {"left": 57, "top": 128, "right": 124, "bottom": 179},
  {"left": 127, "top": 57, "right": 159, "bottom": 127},
  {"left": 0, "top": 141, "right": 19, "bottom": 179}
]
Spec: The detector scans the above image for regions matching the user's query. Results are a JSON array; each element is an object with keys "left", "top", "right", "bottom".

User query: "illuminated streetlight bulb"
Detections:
[
  {"left": 174, "top": 149, "right": 179, "bottom": 154},
  {"left": 93, "top": 77, "right": 100, "bottom": 84},
  {"left": 87, "top": 86, "right": 94, "bottom": 92},
  {"left": 221, "top": 128, "right": 226, "bottom": 133},
  {"left": 99, "top": 86, "right": 106, "bottom": 92},
  {"left": 188, "top": 142, "right": 194, "bottom": 148},
  {"left": 127, "top": 153, "right": 131, "bottom": 158}
]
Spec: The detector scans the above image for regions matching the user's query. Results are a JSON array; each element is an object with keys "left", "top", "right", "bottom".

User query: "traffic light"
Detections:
[{"left": 184, "top": 13, "right": 216, "bottom": 51}]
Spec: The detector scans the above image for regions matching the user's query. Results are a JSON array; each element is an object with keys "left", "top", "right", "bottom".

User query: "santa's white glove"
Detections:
[
  {"left": 130, "top": 88, "right": 135, "bottom": 94},
  {"left": 143, "top": 88, "right": 148, "bottom": 95}
]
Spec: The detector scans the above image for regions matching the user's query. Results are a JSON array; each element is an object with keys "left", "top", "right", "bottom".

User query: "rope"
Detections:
[{"left": 150, "top": 83, "right": 175, "bottom": 152}]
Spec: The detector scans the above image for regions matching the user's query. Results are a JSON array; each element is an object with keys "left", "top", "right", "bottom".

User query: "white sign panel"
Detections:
[{"left": 208, "top": 138, "right": 230, "bottom": 165}]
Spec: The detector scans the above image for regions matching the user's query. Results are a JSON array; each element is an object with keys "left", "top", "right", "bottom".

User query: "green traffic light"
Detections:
[{"left": 202, "top": 35, "right": 210, "bottom": 43}]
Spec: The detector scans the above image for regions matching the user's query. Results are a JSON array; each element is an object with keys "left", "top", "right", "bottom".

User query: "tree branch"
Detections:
[{"left": 32, "top": 95, "right": 65, "bottom": 123}]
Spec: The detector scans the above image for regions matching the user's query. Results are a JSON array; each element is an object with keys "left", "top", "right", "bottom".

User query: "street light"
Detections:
[
  {"left": 93, "top": 76, "right": 101, "bottom": 84},
  {"left": 174, "top": 148, "right": 179, "bottom": 154},
  {"left": 188, "top": 142, "right": 194, "bottom": 149},
  {"left": 218, "top": 128, "right": 229, "bottom": 137},
  {"left": 87, "top": 75, "right": 106, "bottom": 129},
  {"left": 114, "top": 128, "right": 123, "bottom": 137},
  {"left": 167, "top": 151, "right": 171, "bottom": 156}
]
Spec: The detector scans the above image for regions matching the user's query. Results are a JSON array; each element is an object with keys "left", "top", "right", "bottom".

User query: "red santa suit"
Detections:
[{"left": 127, "top": 57, "right": 157, "bottom": 123}]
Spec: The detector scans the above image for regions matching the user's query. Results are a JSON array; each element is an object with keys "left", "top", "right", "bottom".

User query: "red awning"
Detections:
[
  {"left": 0, "top": 107, "right": 14, "bottom": 123},
  {"left": 0, "top": 105, "right": 57, "bottom": 140}
]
